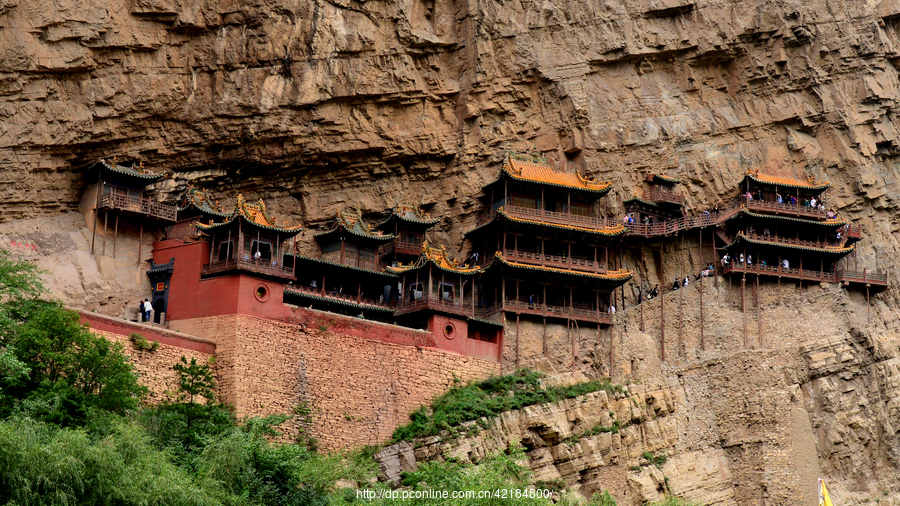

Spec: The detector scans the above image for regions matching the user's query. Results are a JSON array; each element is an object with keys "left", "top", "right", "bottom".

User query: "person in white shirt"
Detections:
[{"left": 782, "top": 259, "right": 789, "bottom": 270}]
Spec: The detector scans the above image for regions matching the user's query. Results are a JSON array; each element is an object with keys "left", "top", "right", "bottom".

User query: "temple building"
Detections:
[
  {"left": 623, "top": 174, "right": 685, "bottom": 235},
  {"left": 150, "top": 194, "right": 303, "bottom": 322},
  {"left": 87, "top": 159, "right": 177, "bottom": 257},
  {"left": 466, "top": 155, "right": 633, "bottom": 329},
  {"left": 166, "top": 187, "right": 232, "bottom": 241},
  {"left": 375, "top": 204, "right": 441, "bottom": 266},
  {"left": 720, "top": 170, "right": 885, "bottom": 291},
  {"left": 284, "top": 208, "right": 397, "bottom": 322}
]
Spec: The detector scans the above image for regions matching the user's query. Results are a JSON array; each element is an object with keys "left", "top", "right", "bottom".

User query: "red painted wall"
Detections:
[
  {"left": 429, "top": 315, "right": 501, "bottom": 362},
  {"left": 78, "top": 309, "right": 216, "bottom": 354}
]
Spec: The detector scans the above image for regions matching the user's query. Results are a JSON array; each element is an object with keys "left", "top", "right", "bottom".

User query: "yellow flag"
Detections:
[{"left": 818, "top": 478, "right": 834, "bottom": 506}]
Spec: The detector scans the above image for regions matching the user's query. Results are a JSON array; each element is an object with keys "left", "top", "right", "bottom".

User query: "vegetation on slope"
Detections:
[{"left": 391, "top": 369, "right": 625, "bottom": 442}]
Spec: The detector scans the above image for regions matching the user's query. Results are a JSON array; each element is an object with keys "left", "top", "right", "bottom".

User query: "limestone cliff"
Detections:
[{"left": 4, "top": 0, "right": 900, "bottom": 504}]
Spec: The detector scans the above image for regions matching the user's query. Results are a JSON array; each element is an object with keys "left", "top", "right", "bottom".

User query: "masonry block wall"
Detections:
[
  {"left": 79, "top": 311, "right": 216, "bottom": 404},
  {"left": 170, "top": 314, "right": 500, "bottom": 449}
]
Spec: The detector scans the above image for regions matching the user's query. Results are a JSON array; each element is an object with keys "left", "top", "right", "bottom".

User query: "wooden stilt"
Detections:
[
  {"left": 741, "top": 275, "right": 747, "bottom": 348},
  {"left": 102, "top": 211, "right": 108, "bottom": 256},
  {"left": 516, "top": 314, "right": 520, "bottom": 368},
  {"left": 660, "top": 241, "right": 665, "bottom": 362},
  {"left": 756, "top": 275, "right": 762, "bottom": 348},
  {"left": 700, "top": 228, "right": 704, "bottom": 351},
  {"left": 91, "top": 178, "right": 102, "bottom": 254},
  {"left": 542, "top": 317, "right": 547, "bottom": 355},
  {"left": 640, "top": 243, "right": 644, "bottom": 332},
  {"left": 137, "top": 223, "right": 143, "bottom": 267},
  {"left": 113, "top": 214, "right": 119, "bottom": 259}
]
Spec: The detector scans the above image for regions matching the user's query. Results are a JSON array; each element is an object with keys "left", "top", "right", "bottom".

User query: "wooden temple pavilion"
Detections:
[
  {"left": 89, "top": 159, "right": 177, "bottom": 257},
  {"left": 284, "top": 208, "right": 397, "bottom": 321},
  {"left": 195, "top": 195, "right": 302, "bottom": 281},
  {"left": 166, "top": 187, "right": 232, "bottom": 240},
  {"left": 375, "top": 204, "right": 441, "bottom": 265},
  {"left": 467, "top": 155, "right": 633, "bottom": 326},
  {"left": 387, "top": 244, "right": 502, "bottom": 346}
]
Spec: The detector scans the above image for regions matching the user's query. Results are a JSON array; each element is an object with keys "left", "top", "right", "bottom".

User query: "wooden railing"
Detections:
[
  {"left": 620, "top": 204, "right": 741, "bottom": 237},
  {"left": 478, "top": 205, "right": 609, "bottom": 230},
  {"left": 287, "top": 285, "right": 393, "bottom": 309},
  {"left": 724, "top": 263, "right": 887, "bottom": 287},
  {"left": 845, "top": 225, "right": 861, "bottom": 239},
  {"left": 743, "top": 197, "right": 827, "bottom": 219},
  {"left": 202, "top": 258, "right": 295, "bottom": 279},
  {"left": 395, "top": 296, "right": 498, "bottom": 318},
  {"left": 739, "top": 232, "right": 846, "bottom": 250},
  {"left": 99, "top": 194, "right": 177, "bottom": 221},
  {"left": 503, "top": 250, "right": 605, "bottom": 273},
  {"left": 503, "top": 299, "right": 612, "bottom": 324},
  {"left": 645, "top": 187, "right": 684, "bottom": 204}
]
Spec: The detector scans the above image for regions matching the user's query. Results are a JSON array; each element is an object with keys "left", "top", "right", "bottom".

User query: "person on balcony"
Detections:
[
  {"left": 714, "top": 204, "right": 720, "bottom": 218},
  {"left": 253, "top": 249, "right": 262, "bottom": 263},
  {"left": 743, "top": 191, "right": 753, "bottom": 201},
  {"left": 746, "top": 255, "right": 753, "bottom": 265},
  {"left": 528, "top": 294, "right": 535, "bottom": 309},
  {"left": 810, "top": 197, "right": 817, "bottom": 208},
  {"left": 776, "top": 193, "right": 783, "bottom": 204},
  {"left": 760, "top": 258, "right": 767, "bottom": 267},
  {"left": 789, "top": 196, "right": 797, "bottom": 207},
  {"left": 763, "top": 228, "right": 771, "bottom": 237},
  {"left": 721, "top": 254, "right": 730, "bottom": 267},
  {"left": 782, "top": 258, "right": 790, "bottom": 270},
  {"left": 310, "top": 279, "right": 318, "bottom": 289},
  {"left": 739, "top": 253, "right": 745, "bottom": 264},
  {"left": 748, "top": 226, "right": 756, "bottom": 235}
]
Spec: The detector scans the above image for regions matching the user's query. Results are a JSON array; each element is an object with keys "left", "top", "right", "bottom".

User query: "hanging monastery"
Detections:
[{"left": 81, "top": 155, "right": 888, "bottom": 447}]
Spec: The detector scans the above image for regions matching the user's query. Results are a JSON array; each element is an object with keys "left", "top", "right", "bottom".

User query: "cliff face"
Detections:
[{"left": 5, "top": 0, "right": 900, "bottom": 504}]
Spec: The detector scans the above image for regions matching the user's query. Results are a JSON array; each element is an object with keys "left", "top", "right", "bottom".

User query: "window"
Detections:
[
  {"left": 511, "top": 194, "right": 538, "bottom": 209},
  {"left": 408, "top": 282, "right": 424, "bottom": 301},
  {"left": 250, "top": 240, "right": 272, "bottom": 261},
  {"left": 571, "top": 202, "right": 590, "bottom": 216},
  {"left": 217, "top": 240, "right": 233, "bottom": 262},
  {"left": 439, "top": 282, "right": 455, "bottom": 302}
]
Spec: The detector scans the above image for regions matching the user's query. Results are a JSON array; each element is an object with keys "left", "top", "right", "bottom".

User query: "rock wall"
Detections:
[{"left": 168, "top": 314, "right": 499, "bottom": 449}]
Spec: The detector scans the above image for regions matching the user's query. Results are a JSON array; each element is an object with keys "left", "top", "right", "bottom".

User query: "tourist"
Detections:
[
  {"left": 739, "top": 253, "right": 745, "bottom": 264},
  {"left": 721, "top": 254, "right": 730, "bottom": 267},
  {"left": 672, "top": 278, "right": 681, "bottom": 290},
  {"left": 310, "top": 279, "right": 318, "bottom": 288},
  {"left": 776, "top": 193, "right": 783, "bottom": 204},
  {"left": 649, "top": 284, "right": 659, "bottom": 298},
  {"left": 528, "top": 294, "right": 535, "bottom": 308},
  {"left": 253, "top": 249, "right": 262, "bottom": 263},
  {"left": 826, "top": 209, "right": 834, "bottom": 219},
  {"left": 702, "top": 209, "right": 711, "bottom": 218},
  {"left": 763, "top": 228, "right": 770, "bottom": 237},
  {"left": 714, "top": 204, "right": 720, "bottom": 218},
  {"left": 609, "top": 305, "right": 616, "bottom": 314},
  {"left": 836, "top": 231, "right": 842, "bottom": 242},
  {"left": 138, "top": 300, "right": 145, "bottom": 322},
  {"left": 743, "top": 191, "right": 753, "bottom": 201},
  {"left": 748, "top": 226, "right": 756, "bottom": 235},
  {"left": 760, "top": 258, "right": 767, "bottom": 267},
  {"left": 143, "top": 299, "right": 152, "bottom": 322},
  {"left": 683, "top": 276, "right": 689, "bottom": 287},
  {"left": 782, "top": 258, "right": 790, "bottom": 270},
  {"left": 810, "top": 197, "right": 817, "bottom": 208},
  {"left": 747, "top": 254, "right": 752, "bottom": 265}
]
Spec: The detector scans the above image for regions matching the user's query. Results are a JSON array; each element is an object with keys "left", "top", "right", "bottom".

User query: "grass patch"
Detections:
[
  {"left": 564, "top": 420, "right": 623, "bottom": 446},
  {"left": 130, "top": 332, "right": 159, "bottom": 351},
  {"left": 642, "top": 451, "right": 668, "bottom": 469},
  {"left": 391, "top": 369, "right": 624, "bottom": 442}
]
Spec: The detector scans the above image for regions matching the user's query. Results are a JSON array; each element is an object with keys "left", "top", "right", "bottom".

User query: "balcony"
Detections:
[
  {"left": 379, "top": 239, "right": 424, "bottom": 258},
  {"left": 723, "top": 263, "right": 887, "bottom": 289},
  {"left": 503, "top": 249, "right": 606, "bottom": 273},
  {"left": 165, "top": 219, "right": 204, "bottom": 240},
  {"left": 202, "top": 257, "right": 296, "bottom": 280},
  {"left": 645, "top": 187, "right": 684, "bottom": 205},
  {"left": 503, "top": 299, "right": 612, "bottom": 325},
  {"left": 394, "top": 296, "right": 499, "bottom": 319},
  {"left": 737, "top": 232, "right": 846, "bottom": 251},
  {"left": 742, "top": 197, "right": 827, "bottom": 220},
  {"left": 478, "top": 205, "right": 612, "bottom": 231},
  {"left": 99, "top": 194, "right": 177, "bottom": 221}
]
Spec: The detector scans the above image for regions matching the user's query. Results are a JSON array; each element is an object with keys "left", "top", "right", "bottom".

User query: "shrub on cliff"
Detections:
[{"left": 391, "top": 370, "right": 624, "bottom": 442}]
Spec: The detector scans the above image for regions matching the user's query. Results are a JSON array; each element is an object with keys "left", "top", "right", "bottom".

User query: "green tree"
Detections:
[{"left": 173, "top": 356, "right": 217, "bottom": 404}]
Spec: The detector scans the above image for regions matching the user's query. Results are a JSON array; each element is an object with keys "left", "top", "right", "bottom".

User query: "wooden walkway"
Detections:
[{"left": 723, "top": 263, "right": 887, "bottom": 289}]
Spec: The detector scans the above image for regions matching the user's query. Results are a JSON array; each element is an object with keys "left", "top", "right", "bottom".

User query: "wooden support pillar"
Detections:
[
  {"left": 516, "top": 314, "right": 520, "bottom": 368},
  {"left": 542, "top": 317, "right": 548, "bottom": 355},
  {"left": 699, "top": 228, "right": 704, "bottom": 350},
  {"left": 102, "top": 211, "right": 108, "bottom": 256},
  {"left": 91, "top": 180, "right": 102, "bottom": 254},
  {"left": 741, "top": 275, "right": 747, "bottom": 348},
  {"left": 113, "top": 214, "right": 118, "bottom": 259},
  {"left": 640, "top": 242, "right": 644, "bottom": 332},
  {"left": 660, "top": 241, "right": 665, "bottom": 362},
  {"left": 756, "top": 275, "right": 762, "bottom": 348},
  {"left": 137, "top": 223, "right": 143, "bottom": 267}
]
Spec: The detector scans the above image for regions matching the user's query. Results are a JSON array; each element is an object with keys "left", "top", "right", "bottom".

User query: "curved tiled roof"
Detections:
[
  {"left": 177, "top": 187, "right": 231, "bottom": 218},
  {"left": 726, "top": 232, "right": 855, "bottom": 256},
  {"left": 284, "top": 289, "right": 395, "bottom": 313},
  {"left": 624, "top": 196, "right": 660, "bottom": 209},
  {"left": 742, "top": 170, "right": 830, "bottom": 191},
  {"left": 735, "top": 208, "right": 846, "bottom": 227},
  {"left": 96, "top": 159, "right": 163, "bottom": 181},
  {"left": 650, "top": 174, "right": 680, "bottom": 184},
  {"left": 500, "top": 156, "right": 612, "bottom": 194},
  {"left": 467, "top": 209, "right": 626, "bottom": 238},
  {"left": 290, "top": 255, "right": 398, "bottom": 278},
  {"left": 314, "top": 208, "right": 393, "bottom": 242},
  {"left": 386, "top": 243, "right": 486, "bottom": 275},
  {"left": 195, "top": 194, "right": 303, "bottom": 235},
  {"left": 495, "top": 253, "right": 634, "bottom": 282},
  {"left": 376, "top": 204, "right": 441, "bottom": 228}
]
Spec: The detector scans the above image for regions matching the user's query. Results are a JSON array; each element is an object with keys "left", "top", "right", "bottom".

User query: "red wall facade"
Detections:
[{"left": 428, "top": 315, "right": 502, "bottom": 362}]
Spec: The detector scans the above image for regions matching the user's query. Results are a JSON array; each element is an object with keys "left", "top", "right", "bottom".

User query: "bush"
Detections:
[{"left": 130, "top": 332, "right": 159, "bottom": 351}]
